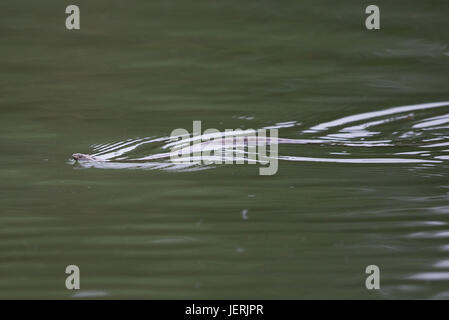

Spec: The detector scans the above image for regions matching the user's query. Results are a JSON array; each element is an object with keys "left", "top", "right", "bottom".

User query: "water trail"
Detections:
[
  {"left": 306, "top": 101, "right": 449, "bottom": 132},
  {"left": 70, "top": 101, "right": 449, "bottom": 171}
]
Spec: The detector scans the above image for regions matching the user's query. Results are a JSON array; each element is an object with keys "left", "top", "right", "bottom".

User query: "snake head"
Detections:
[{"left": 72, "top": 153, "right": 96, "bottom": 161}]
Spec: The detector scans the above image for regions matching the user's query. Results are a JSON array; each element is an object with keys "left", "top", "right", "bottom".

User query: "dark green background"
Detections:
[{"left": 0, "top": 0, "right": 448, "bottom": 298}]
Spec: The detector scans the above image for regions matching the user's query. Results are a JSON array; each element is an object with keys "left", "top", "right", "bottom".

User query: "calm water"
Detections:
[{"left": 1, "top": 0, "right": 449, "bottom": 299}]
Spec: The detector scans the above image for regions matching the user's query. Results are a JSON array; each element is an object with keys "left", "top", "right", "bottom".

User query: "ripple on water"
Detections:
[
  {"left": 70, "top": 101, "right": 449, "bottom": 170},
  {"left": 72, "top": 290, "right": 109, "bottom": 298}
]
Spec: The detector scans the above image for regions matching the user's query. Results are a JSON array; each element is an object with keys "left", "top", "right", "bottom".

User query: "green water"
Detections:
[{"left": 1, "top": 0, "right": 449, "bottom": 299}]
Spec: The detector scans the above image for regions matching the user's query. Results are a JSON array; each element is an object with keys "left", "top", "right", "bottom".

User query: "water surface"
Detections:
[{"left": 1, "top": 0, "right": 449, "bottom": 299}]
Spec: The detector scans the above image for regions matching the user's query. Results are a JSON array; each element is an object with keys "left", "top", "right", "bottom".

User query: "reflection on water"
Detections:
[{"left": 72, "top": 101, "right": 449, "bottom": 169}]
